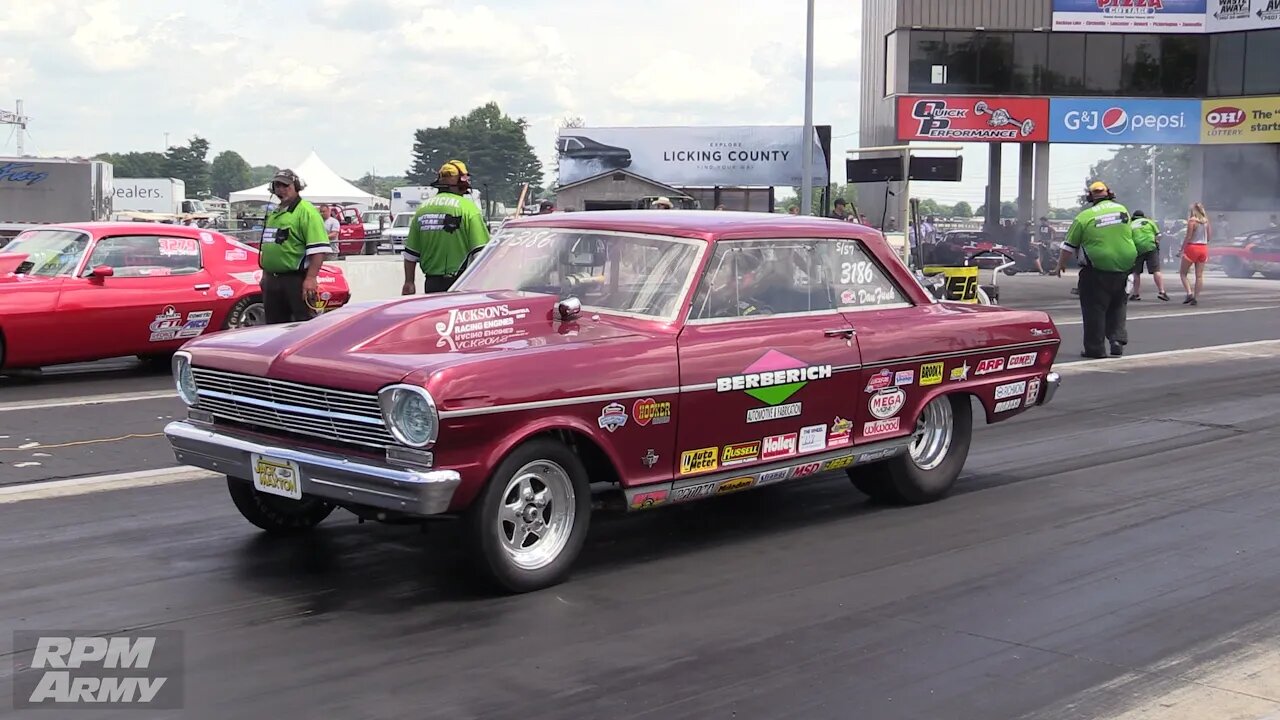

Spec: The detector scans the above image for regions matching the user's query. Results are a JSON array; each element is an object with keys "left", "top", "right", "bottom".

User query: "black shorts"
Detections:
[{"left": 1133, "top": 249, "right": 1160, "bottom": 275}]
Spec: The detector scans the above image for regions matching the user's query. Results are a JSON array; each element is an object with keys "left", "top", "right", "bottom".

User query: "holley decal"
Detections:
[{"left": 762, "top": 433, "right": 798, "bottom": 460}]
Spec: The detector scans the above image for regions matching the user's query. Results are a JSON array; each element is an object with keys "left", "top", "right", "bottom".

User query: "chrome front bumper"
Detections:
[
  {"left": 1040, "top": 371, "right": 1062, "bottom": 405},
  {"left": 164, "top": 420, "right": 462, "bottom": 516}
]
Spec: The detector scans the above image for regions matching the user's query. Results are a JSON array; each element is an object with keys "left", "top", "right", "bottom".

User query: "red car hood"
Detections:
[{"left": 184, "top": 290, "right": 641, "bottom": 393}]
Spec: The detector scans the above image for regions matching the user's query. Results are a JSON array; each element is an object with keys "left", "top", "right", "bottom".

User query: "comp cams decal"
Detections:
[
  {"left": 719, "top": 350, "right": 830, "bottom": 423},
  {"left": 632, "top": 398, "right": 672, "bottom": 426},
  {"left": 1007, "top": 352, "right": 1037, "bottom": 369},
  {"left": 869, "top": 388, "right": 906, "bottom": 420},
  {"left": 598, "top": 403, "right": 628, "bottom": 432},
  {"left": 149, "top": 306, "right": 213, "bottom": 342},
  {"left": 994, "top": 381, "right": 1027, "bottom": 401},
  {"left": 679, "top": 447, "right": 719, "bottom": 475}
]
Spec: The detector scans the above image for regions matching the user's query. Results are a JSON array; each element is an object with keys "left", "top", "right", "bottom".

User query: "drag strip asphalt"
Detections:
[{"left": 1, "top": 342, "right": 1279, "bottom": 719}]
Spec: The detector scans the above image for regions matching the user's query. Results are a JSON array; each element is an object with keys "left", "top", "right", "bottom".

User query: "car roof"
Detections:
[
  {"left": 503, "top": 209, "right": 883, "bottom": 241},
  {"left": 31, "top": 222, "right": 210, "bottom": 237}
]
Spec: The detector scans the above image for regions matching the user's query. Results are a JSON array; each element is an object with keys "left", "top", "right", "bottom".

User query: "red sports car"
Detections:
[{"left": 0, "top": 222, "right": 351, "bottom": 371}]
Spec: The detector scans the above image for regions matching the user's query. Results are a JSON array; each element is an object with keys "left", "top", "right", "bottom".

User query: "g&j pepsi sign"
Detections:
[{"left": 1049, "top": 98, "right": 1203, "bottom": 144}]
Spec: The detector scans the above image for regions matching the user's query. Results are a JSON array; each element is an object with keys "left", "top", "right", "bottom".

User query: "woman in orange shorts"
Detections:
[{"left": 1180, "top": 202, "right": 1210, "bottom": 306}]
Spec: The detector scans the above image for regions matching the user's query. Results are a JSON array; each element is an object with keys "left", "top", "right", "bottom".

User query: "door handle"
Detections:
[
  {"left": 194, "top": 283, "right": 211, "bottom": 291},
  {"left": 824, "top": 327, "right": 856, "bottom": 338}
]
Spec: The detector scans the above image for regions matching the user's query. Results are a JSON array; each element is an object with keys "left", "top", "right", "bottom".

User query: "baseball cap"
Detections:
[
  {"left": 271, "top": 169, "right": 303, "bottom": 188},
  {"left": 1088, "top": 181, "right": 1109, "bottom": 194},
  {"left": 438, "top": 160, "right": 469, "bottom": 177}
]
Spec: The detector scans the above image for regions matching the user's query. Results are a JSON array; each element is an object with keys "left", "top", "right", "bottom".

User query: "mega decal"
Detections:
[
  {"left": 670, "top": 481, "right": 717, "bottom": 502},
  {"left": 747, "top": 402, "right": 802, "bottom": 424},
  {"left": 434, "top": 304, "right": 531, "bottom": 351},
  {"left": 679, "top": 447, "right": 719, "bottom": 475},
  {"left": 157, "top": 237, "right": 199, "bottom": 256},
  {"left": 717, "top": 350, "right": 832, "bottom": 403},
  {"left": 762, "top": 433, "right": 798, "bottom": 460},
  {"left": 865, "top": 369, "right": 894, "bottom": 393},
  {"left": 629, "top": 489, "right": 668, "bottom": 510},
  {"left": 597, "top": 403, "right": 628, "bottom": 433},
  {"left": 975, "top": 358, "right": 1006, "bottom": 375},
  {"left": 994, "top": 381, "right": 1028, "bottom": 401},
  {"left": 894, "top": 370, "right": 915, "bottom": 386},
  {"left": 864, "top": 418, "right": 902, "bottom": 438},
  {"left": 756, "top": 467, "right": 793, "bottom": 486},
  {"left": 799, "top": 424, "right": 827, "bottom": 453},
  {"left": 792, "top": 461, "right": 823, "bottom": 478},
  {"left": 919, "top": 362, "right": 945, "bottom": 386},
  {"left": 632, "top": 398, "right": 672, "bottom": 426},
  {"left": 1007, "top": 352, "right": 1038, "bottom": 369},
  {"left": 869, "top": 388, "right": 906, "bottom": 419},
  {"left": 829, "top": 417, "right": 853, "bottom": 447},
  {"left": 950, "top": 362, "right": 971, "bottom": 381},
  {"left": 823, "top": 456, "right": 854, "bottom": 472},
  {"left": 716, "top": 476, "right": 755, "bottom": 494},
  {"left": 722, "top": 441, "right": 762, "bottom": 467},
  {"left": 995, "top": 398, "right": 1022, "bottom": 413},
  {"left": 1026, "top": 377, "right": 1042, "bottom": 405}
]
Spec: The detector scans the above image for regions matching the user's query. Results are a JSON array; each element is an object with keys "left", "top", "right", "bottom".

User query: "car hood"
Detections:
[{"left": 183, "top": 290, "right": 643, "bottom": 393}]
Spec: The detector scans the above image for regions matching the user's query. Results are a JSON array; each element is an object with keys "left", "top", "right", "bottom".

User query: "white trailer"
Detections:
[
  {"left": 0, "top": 157, "right": 114, "bottom": 242},
  {"left": 113, "top": 177, "right": 185, "bottom": 215}
]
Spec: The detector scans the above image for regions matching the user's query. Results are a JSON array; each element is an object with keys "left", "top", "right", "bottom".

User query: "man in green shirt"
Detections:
[
  {"left": 260, "top": 169, "right": 332, "bottom": 324},
  {"left": 401, "top": 160, "right": 489, "bottom": 295},
  {"left": 1128, "top": 210, "right": 1169, "bottom": 302},
  {"left": 1057, "top": 181, "right": 1138, "bottom": 359}
]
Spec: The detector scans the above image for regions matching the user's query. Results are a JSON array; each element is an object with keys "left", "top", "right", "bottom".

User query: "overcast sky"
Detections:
[{"left": 0, "top": 0, "right": 1112, "bottom": 206}]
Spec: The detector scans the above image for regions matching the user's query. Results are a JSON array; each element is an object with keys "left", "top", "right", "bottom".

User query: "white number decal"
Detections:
[{"left": 841, "top": 261, "right": 874, "bottom": 285}]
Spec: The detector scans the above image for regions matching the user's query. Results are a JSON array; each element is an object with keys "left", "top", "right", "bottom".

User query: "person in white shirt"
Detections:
[{"left": 322, "top": 206, "right": 341, "bottom": 251}]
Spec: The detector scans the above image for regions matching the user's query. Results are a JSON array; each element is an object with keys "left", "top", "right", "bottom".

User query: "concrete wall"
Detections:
[{"left": 331, "top": 256, "right": 404, "bottom": 303}]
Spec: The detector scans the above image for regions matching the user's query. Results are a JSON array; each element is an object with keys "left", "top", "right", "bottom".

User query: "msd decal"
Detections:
[
  {"left": 975, "top": 358, "right": 1006, "bottom": 375},
  {"left": 762, "top": 433, "right": 798, "bottom": 460},
  {"left": 792, "top": 461, "right": 823, "bottom": 478},
  {"left": 898, "top": 96, "right": 1050, "bottom": 143}
]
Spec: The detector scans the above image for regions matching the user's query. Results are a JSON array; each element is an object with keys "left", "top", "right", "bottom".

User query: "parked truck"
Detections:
[
  {"left": 0, "top": 157, "right": 114, "bottom": 244},
  {"left": 390, "top": 185, "right": 483, "bottom": 217},
  {"left": 113, "top": 177, "right": 185, "bottom": 215}
]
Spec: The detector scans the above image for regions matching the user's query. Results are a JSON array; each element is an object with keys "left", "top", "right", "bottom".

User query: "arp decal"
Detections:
[
  {"left": 894, "top": 370, "right": 915, "bottom": 386},
  {"left": 670, "top": 481, "right": 717, "bottom": 502},
  {"left": 762, "top": 433, "right": 798, "bottom": 460},
  {"left": 716, "top": 477, "right": 755, "bottom": 494},
  {"left": 950, "top": 362, "right": 971, "bottom": 382},
  {"left": 629, "top": 489, "right": 668, "bottom": 510},
  {"left": 865, "top": 369, "right": 894, "bottom": 393},
  {"left": 792, "top": 461, "right": 823, "bottom": 478},
  {"left": 756, "top": 467, "right": 793, "bottom": 486},
  {"left": 994, "top": 381, "right": 1028, "bottom": 401},
  {"left": 975, "top": 358, "right": 1006, "bottom": 375},
  {"left": 1026, "top": 378, "right": 1042, "bottom": 405},
  {"left": 823, "top": 456, "right": 854, "bottom": 472},
  {"left": 1007, "top": 352, "right": 1037, "bottom": 370},
  {"left": 679, "top": 447, "right": 719, "bottom": 475},
  {"left": 828, "top": 417, "right": 853, "bottom": 447},
  {"left": 597, "top": 403, "right": 628, "bottom": 433},
  {"left": 864, "top": 418, "right": 901, "bottom": 438},
  {"left": 869, "top": 388, "right": 906, "bottom": 420},
  {"left": 995, "top": 398, "right": 1022, "bottom": 413},
  {"left": 632, "top": 398, "right": 672, "bottom": 426},
  {"left": 799, "top": 425, "right": 827, "bottom": 453},
  {"left": 722, "top": 441, "right": 761, "bottom": 467},
  {"left": 919, "top": 362, "right": 944, "bottom": 386}
]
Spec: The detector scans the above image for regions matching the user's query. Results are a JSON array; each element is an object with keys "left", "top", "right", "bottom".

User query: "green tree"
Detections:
[
  {"left": 93, "top": 151, "right": 167, "bottom": 177},
  {"left": 1088, "top": 145, "right": 1190, "bottom": 222},
  {"left": 250, "top": 165, "right": 280, "bottom": 186},
  {"left": 952, "top": 201, "right": 972, "bottom": 218},
  {"left": 407, "top": 102, "right": 544, "bottom": 205},
  {"left": 163, "top": 136, "right": 212, "bottom": 196},
  {"left": 209, "top": 150, "right": 252, "bottom": 199}
]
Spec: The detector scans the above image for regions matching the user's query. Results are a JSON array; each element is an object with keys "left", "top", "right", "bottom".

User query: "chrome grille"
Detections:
[{"left": 191, "top": 367, "right": 394, "bottom": 448}]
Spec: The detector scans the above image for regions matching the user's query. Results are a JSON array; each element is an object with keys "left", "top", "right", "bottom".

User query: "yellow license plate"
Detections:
[{"left": 251, "top": 454, "right": 303, "bottom": 500}]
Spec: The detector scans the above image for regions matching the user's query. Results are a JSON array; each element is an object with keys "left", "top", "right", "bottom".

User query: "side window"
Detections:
[
  {"left": 689, "top": 239, "right": 838, "bottom": 320},
  {"left": 84, "top": 235, "right": 202, "bottom": 278},
  {"left": 824, "top": 239, "right": 909, "bottom": 309}
]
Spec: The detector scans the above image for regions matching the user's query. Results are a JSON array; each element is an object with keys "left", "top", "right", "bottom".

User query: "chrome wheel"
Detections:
[
  {"left": 228, "top": 302, "right": 265, "bottom": 328},
  {"left": 496, "top": 460, "right": 576, "bottom": 571},
  {"left": 910, "top": 396, "right": 954, "bottom": 471}
]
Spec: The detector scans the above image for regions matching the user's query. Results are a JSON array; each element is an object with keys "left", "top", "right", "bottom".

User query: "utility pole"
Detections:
[
  {"left": 0, "top": 99, "right": 30, "bottom": 156},
  {"left": 800, "top": 0, "right": 815, "bottom": 216},
  {"left": 164, "top": 132, "right": 170, "bottom": 150}
]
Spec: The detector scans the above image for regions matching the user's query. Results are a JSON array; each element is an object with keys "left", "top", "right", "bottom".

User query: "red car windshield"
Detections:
[{"left": 5, "top": 229, "right": 90, "bottom": 277}]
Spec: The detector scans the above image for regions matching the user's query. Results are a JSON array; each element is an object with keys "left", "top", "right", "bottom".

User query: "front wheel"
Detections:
[
  {"left": 226, "top": 477, "right": 336, "bottom": 534},
  {"left": 464, "top": 438, "right": 592, "bottom": 593},
  {"left": 223, "top": 296, "right": 265, "bottom": 329},
  {"left": 849, "top": 394, "right": 973, "bottom": 505}
]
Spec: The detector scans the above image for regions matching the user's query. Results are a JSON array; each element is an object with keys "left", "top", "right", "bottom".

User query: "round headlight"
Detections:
[
  {"left": 378, "top": 385, "right": 438, "bottom": 447},
  {"left": 173, "top": 352, "right": 198, "bottom": 406}
]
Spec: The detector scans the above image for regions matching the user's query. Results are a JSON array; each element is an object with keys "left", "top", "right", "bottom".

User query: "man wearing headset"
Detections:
[
  {"left": 402, "top": 160, "right": 490, "bottom": 295},
  {"left": 1056, "top": 180, "right": 1138, "bottom": 358},
  {"left": 260, "top": 169, "right": 332, "bottom": 323}
]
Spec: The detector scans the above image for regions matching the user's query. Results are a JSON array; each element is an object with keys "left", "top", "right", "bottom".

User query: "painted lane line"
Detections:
[
  {"left": 0, "top": 466, "right": 215, "bottom": 504},
  {"left": 0, "top": 389, "right": 179, "bottom": 413},
  {"left": 1054, "top": 338, "right": 1280, "bottom": 373},
  {"left": 1051, "top": 304, "right": 1280, "bottom": 326}
]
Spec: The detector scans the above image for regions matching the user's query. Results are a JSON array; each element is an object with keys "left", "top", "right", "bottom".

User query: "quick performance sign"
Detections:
[
  {"left": 1049, "top": 98, "right": 1202, "bottom": 144},
  {"left": 897, "top": 96, "right": 1050, "bottom": 143},
  {"left": 1052, "top": 0, "right": 1208, "bottom": 33},
  {"left": 555, "top": 126, "right": 830, "bottom": 188}
]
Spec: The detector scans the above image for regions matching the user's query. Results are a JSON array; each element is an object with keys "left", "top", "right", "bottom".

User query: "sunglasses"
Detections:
[{"left": 272, "top": 181, "right": 290, "bottom": 189}]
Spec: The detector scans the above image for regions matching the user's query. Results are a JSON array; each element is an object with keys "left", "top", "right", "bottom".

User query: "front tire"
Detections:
[
  {"left": 226, "top": 477, "right": 336, "bottom": 534},
  {"left": 223, "top": 296, "right": 266, "bottom": 329},
  {"left": 1222, "top": 258, "right": 1254, "bottom": 279},
  {"left": 464, "top": 438, "right": 592, "bottom": 593},
  {"left": 850, "top": 394, "right": 973, "bottom": 505}
]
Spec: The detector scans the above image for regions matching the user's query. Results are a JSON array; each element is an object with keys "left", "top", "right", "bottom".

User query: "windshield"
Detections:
[
  {"left": 3, "top": 229, "right": 90, "bottom": 277},
  {"left": 392, "top": 213, "right": 413, "bottom": 228},
  {"left": 453, "top": 227, "right": 704, "bottom": 320}
]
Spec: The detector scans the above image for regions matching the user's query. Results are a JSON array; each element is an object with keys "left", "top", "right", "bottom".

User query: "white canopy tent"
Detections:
[{"left": 227, "top": 151, "right": 389, "bottom": 206}]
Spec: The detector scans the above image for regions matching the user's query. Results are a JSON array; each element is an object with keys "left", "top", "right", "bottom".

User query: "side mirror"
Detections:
[
  {"left": 556, "top": 296, "right": 582, "bottom": 321},
  {"left": 89, "top": 265, "right": 114, "bottom": 281}
]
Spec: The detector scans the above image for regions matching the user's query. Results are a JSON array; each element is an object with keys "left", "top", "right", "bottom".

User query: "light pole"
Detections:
[
  {"left": 800, "top": 0, "right": 815, "bottom": 216},
  {"left": 1149, "top": 146, "right": 1159, "bottom": 220}
]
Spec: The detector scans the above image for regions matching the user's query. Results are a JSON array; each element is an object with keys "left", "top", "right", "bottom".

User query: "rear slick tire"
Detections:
[
  {"left": 850, "top": 394, "right": 973, "bottom": 505},
  {"left": 226, "top": 477, "right": 336, "bottom": 535}
]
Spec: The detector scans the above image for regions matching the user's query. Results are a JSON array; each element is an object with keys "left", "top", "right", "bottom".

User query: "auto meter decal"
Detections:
[
  {"left": 679, "top": 447, "right": 719, "bottom": 475},
  {"left": 632, "top": 398, "right": 672, "bottom": 426},
  {"left": 898, "top": 96, "right": 1050, "bottom": 143},
  {"left": 869, "top": 388, "right": 906, "bottom": 419},
  {"left": 720, "top": 350, "right": 831, "bottom": 423},
  {"left": 597, "top": 403, "right": 628, "bottom": 432}
]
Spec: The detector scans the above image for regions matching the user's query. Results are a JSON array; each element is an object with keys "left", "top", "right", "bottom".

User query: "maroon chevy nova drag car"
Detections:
[
  {"left": 164, "top": 211, "right": 1062, "bottom": 592},
  {"left": 0, "top": 222, "right": 351, "bottom": 371}
]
